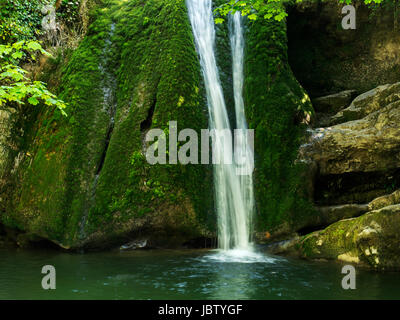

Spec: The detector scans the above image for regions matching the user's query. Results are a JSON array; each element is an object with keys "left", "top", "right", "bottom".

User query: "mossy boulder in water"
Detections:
[{"left": 298, "top": 204, "right": 400, "bottom": 271}]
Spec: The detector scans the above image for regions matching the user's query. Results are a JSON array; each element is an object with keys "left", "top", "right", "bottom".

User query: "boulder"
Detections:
[
  {"left": 313, "top": 204, "right": 369, "bottom": 226},
  {"left": 1, "top": 0, "right": 213, "bottom": 250},
  {"left": 300, "top": 87, "right": 400, "bottom": 175},
  {"left": 297, "top": 204, "right": 400, "bottom": 270},
  {"left": 368, "top": 190, "right": 400, "bottom": 211},
  {"left": 301, "top": 190, "right": 400, "bottom": 234},
  {"left": 331, "top": 82, "right": 400, "bottom": 125}
]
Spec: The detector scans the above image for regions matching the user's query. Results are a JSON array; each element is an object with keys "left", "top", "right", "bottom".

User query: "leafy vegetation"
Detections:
[
  {"left": 0, "top": 40, "right": 67, "bottom": 114},
  {"left": 0, "top": 0, "right": 70, "bottom": 114},
  {"left": 0, "top": 0, "right": 44, "bottom": 42},
  {"left": 215, "top": 0, "right": 385, "bottom": 23}
]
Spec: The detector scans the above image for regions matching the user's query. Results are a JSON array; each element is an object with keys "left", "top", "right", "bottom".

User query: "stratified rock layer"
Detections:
[
  {"left": 300, "top": 82, "right": 400, "bottom": 176},
  {"left": 294, "top": 82, "right": 400, "bottom": 270}
]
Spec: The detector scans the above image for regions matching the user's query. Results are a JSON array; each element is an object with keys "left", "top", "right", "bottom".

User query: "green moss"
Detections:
[
  {"left": 298, "top": 206, "right": 400, "bottom": 270},
  {"left": 244, "top": 8, "right": 314, "bottom": 234},
  {"left": 3, "top": 7, "right": 114, "bottom": 244},
  {"left": 3, "top": 0, "right": 319, "bottom": 248},
  {"left": 86, "top": 0, "right": 213, "bottom": 240},
  {"left": 2, "top": 0, "right": 213, "bottom": 248}
]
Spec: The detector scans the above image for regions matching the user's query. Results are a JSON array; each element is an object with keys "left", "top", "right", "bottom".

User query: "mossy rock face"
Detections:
[
  {"left": 2, "top": 1, "right": 318, "bottom": 248},
  {"left": 244, "top": 9, "right": 315, "bottom": 237},
  {"left": 2, "top": 0, "right": 213, "bottom": 249},
  {"left": 299, "top": 204, "right": 400, "bottom": 270}
]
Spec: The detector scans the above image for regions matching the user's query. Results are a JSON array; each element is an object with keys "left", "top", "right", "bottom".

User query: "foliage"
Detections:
[
  {"left": 0, "top": 0, "right": 44, "bottom": 43},
  {"left": 0, "top": 40, "right": 67, "bottom": 114},
  {"left": 215, "top": 0, "right": 385, "bottom": 23}
]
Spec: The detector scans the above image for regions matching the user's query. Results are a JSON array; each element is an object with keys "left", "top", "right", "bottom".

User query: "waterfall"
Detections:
[
  {"left": 229, "top": 12, "right": 255, "bottom": 248},
  {"left": 187, "top": 0, "right": 254, "bottom": 250}
]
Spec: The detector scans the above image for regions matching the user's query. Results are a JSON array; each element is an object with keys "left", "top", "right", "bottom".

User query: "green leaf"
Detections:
[
  {"left": 26, "top": 41, "right": 42, "bottom": 51},
  {"left": 28, "top": 97, "right": 39, "bottom": 105},
  {"left": 11, "top": 51, "right": 23, "bottom": 60},
  {"left": 248, "top": 14, "right": 257, "bottom": 20}
]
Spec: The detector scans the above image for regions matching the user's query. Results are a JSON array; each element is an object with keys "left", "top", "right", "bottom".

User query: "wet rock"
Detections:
[
  {"left": 263, "top": 237, "right": 300, "bottom": 255},
  {"left": 120, "top": 239, "right": 149, "bottom": 251}
]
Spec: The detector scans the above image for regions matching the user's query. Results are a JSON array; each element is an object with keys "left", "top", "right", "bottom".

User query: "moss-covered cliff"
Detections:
[
  {"left": 4, "top": 0, "right": 400, "bottom": 265},
  {"left": 1, "top": 0, "right": 213, "bottom": 249},
  {"left": 1, "top": 0, "right": 317, "bottom": 248}
]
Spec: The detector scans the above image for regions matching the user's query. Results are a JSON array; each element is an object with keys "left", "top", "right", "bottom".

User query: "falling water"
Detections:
[
  {"left": 187, "top": 0, "right": 254, "bottom": 250},
  {"left": 229, "top": 12, "right": 255, "bottom": 247}
]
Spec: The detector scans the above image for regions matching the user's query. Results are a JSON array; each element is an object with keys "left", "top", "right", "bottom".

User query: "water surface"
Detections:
[{"left": 0, "top": 248, "right": 399, "bottom": 300}]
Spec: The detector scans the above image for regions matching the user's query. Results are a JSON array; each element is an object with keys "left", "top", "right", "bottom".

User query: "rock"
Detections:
[
  {"left": 368, "top": 190, "right": 400, "bottom": 211},
  {"left": 313, "top": 204, "right": 369, "bottom": 226},
  {"left": 297, "top": 204, "right": 400, "bottom": 270},
  {"left": 263, "top": 237, "right": 300, "bottom": 255},
  {"left": 0, "top": 108, "right": 18, "bottom": 187},
  {"left": 120, "top": 239, "right": 148, "bottom": 251},
  {"left": 300, "top": 91, "right": 400, "bottom": 175},
  {"left": 331, "top": 82, "right": 400, "bottom": 125},
  {"left": 312, "top": 90, "right": 356, "bottom": 114},
  {"left": 289, "top": 0, "right": 400, "bottom": 97},
  {"left": 295, "top": 158, "right": 317, "bottom": 202},
  {"left": 1, "top": 0, "right": 213, "bottom": 250},
  {"left": 298, "top": 190, "right": 400, "bottom": 235}
]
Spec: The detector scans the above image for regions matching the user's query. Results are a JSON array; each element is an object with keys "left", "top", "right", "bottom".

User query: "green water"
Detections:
[{"left": 0, "top": 247, "right": 399, "bottom": 300}]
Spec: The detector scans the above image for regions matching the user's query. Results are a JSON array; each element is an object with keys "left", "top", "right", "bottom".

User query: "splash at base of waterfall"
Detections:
[{"left": 201, "top": 248, "right": 276, "bottom": 264}]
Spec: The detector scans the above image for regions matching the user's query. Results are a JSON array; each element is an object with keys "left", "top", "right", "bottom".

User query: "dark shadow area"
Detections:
[
  {"left": 140, "top": 98, "right": 156, "bottom": 132},
  {"left": 183, "top": 237, "right": 218, "bottom": 249},
  {"left": 314, "top": 168, "right": 400, "bottom": 206},
  {"left": 286, "top": 2, "right": 400, "bottom": 98}
]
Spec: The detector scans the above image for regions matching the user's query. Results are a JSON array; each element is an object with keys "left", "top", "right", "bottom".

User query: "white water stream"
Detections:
[{"left": 187, "top": 0, "right": 255, "bottom": 251}]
